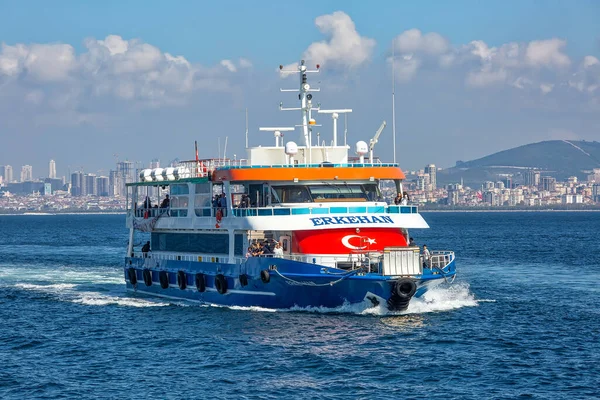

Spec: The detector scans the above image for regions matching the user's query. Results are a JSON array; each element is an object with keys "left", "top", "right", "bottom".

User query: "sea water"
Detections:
[{"left": 0, "top": 213, "right": 598, "bottom": 399}]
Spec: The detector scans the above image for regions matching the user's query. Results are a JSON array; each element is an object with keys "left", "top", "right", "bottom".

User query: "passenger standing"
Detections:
[
  {"left": 160, "top": 194, "right": 170, "bottom": 208},
  {"left": 141, "top": 241, "right": 151, "bottom": 258},
  {"left": 219, "top": 193, "right": 227, "bottom": 216},
  {"left": 409, "top": 237, "right": 416, "bottom": 247},
  {"left": 422, "top": 244, "right": 431, "bottom": 268},
  {"left": 394, "top": 193, "right": 402, "bottom": 205},
  {"left": 273, "top": 242, "right": 284, "bottom": 258}
]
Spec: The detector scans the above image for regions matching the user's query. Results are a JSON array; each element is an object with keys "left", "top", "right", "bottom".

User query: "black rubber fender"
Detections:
[
  {"left": 159, "top": 271, "right": 170, "bottom": 289},
  {"left": 260, "top": 269, "right": 270, "bottom": 284},
  {"left": 394, "top": 278, "right": 417, "bottom": 299},
  {"left": 127, "top": 267, "right": 137, "bottom": 286},
  {"left": 239, "top": 274, "right": 249, "bottom": 287},
  {"left": 177, "top": 270, "right": 187, "bottom": 290},
  {"left": 195, "top": 273, "right": 206, "bottom": 292},
  {"left": 143, "top": 269, "right": 152, "bottom": 287},
  {"left": 214, "top": 274, "right": 227, "bottom": 294}
]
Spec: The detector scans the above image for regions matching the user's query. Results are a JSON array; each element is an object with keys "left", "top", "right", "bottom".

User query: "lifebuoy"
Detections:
[
  {"left": 128, "top": 267, "right": 138, "bottom": 286},
  {"left": 239, "top": 274, "right": 248, "bottom": 287},
  {"left": 394, "top": 278, "right": 417, "bottom": 299},
  {"left": 143, "top": 269, "right": 152, "bottom": 287},
  {"left": 195, "top": 273, "right": 206, "bottom": 292},
  {"left": 214, "top": 274, "right": 227, "bottom": 294},
  {"left": 260, "top": 270, "right": 270, "bottom": 284},
  {"left": 159, "top": 271, "right": 170, "bottom": 289},
  {"left": 177, "top": 271, "right": 187, "bottom": 290},
  {"left": 216, "top": 209, "right": 223, "bottom": 223}
]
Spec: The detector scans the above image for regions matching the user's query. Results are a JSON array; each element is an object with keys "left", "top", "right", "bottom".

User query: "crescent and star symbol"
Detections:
[{"left": 341, "top": 235, "right": 377, "bottom": 250}]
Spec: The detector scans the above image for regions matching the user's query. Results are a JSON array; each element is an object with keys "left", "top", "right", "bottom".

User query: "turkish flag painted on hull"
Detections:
[{"left": 292, "top": 228, "right": 408, "bottom": 254}]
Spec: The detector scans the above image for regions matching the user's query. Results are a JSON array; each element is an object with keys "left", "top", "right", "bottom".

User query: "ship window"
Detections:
[
  {"left": 194, "top": 194, "right": 212, "bottom": 208},
  {"left": 171, "top": 184, "right": 189, "bottom": 195},
  {"left": 195, "top": 183, "right": 210, "bottom": 193},
  {"left": 272, "top": 185, "right": 312, "bottom": 203},
  {"left": 308, "top": 184, "right": 367, "bottom": 201},
  {"left": 151, "top": 233, "right": 229, "bottom": 254},
  {"left": 170, "top": 196, "right": 189, "bottom": 209}
]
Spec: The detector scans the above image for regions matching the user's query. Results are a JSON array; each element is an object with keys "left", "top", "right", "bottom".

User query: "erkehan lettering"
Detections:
[{"left": 309, "top": 215, "right": 393, "bottom": 226}]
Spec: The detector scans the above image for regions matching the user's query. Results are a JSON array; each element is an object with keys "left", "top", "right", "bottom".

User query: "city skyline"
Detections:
[{"left": 1, "top": 2, "right": 599, "bottom": 176}]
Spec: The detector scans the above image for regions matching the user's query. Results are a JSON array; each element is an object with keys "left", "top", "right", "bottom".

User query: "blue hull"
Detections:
[{"left": 124, "top": 256, "right": 456, "bottom": 310}]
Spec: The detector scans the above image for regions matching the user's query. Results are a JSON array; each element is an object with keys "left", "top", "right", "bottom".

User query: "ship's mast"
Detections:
[{"left": 279, "top": 60, "right": 321, "bottom": 157}]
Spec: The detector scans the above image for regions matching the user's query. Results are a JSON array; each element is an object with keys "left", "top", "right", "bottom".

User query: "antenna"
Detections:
[
  {"left": 392, "top": 38, "right": 397, "bottom": 164},
  {"left": 344, "top": 114, "right": 348, "bottom": 146},
  {"left": 278, "top": 60, "right": 321, "bottom": 153},
  {"left": 317, "top": 109, "right": 352, "bottom": 146},
  {"left": 369, "top": 121, "right": 387, "bottom": 164},
  {"left": 259, "top": 127, "right": 295, "bottom": 147},
  {"left": 223, "top": 137, "right": 228, "bottom": 160},
  {"left": 245, "top": 108, "right": 248, "bottom": 148}
]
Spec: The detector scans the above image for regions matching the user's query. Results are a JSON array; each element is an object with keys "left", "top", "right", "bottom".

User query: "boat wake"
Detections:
[{"left": 4, "top": 265, "right": 484, "bottom": 315}]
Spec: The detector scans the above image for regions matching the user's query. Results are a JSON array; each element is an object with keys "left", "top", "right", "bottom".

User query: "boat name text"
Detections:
[{"left": 309, "top": 215, "right": 393, "bottom": 226}]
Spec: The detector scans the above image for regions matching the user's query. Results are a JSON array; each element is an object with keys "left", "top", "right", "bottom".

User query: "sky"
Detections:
[{"left": 0, "top": 0, "right": 599, "bottom": 178}]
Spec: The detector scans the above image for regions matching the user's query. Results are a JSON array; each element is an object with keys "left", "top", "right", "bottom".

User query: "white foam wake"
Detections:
[{"left": 404, "top": 282, "right": 480, "bottom": 314}]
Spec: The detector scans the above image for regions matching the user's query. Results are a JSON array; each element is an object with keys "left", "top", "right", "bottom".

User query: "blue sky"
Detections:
[{"left": 0, "top": 1, "right": 599, "bottom": 178}]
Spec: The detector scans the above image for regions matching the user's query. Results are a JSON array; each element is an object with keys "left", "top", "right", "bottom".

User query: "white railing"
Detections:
[{"left": 176, "top": 159, "right": 249, "bottom": 179}]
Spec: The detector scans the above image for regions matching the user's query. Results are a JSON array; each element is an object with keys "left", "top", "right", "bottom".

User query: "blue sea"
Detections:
[{"left": 1, "top": 212, "right": 599, "bottom": 399}]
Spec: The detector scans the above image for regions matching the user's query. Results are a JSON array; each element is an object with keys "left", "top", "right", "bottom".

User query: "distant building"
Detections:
[
  {"left": 49, "top": 159, "right": 56, "bottom": 179},
  {"left": 71, "top": 172, "right": 84, "bottom": 196},
  {"left": 588, "top": 169, "right": 600, "bottom": 183},
  {"left": 97, "top": 176, "right": 110, "bottom": 197},
  {"left": 447, "top": 183, "right": 460, "bottom": 205},
  {"left": 424, "top": 164, "right": 436, "bottom": 190},
  {"left": 562, "top": 194, "right": 583, "bottom": 204},
  {"left": 416, "top": 174, "right": 429, "bottom": 191},
  {"left": 525, "top": 169, "right": 541, "bottom": 187},
  {"left": 541, "top": 176, "right": 556, "bottom": 191},
  {"left": 20, "top": 165, "right": 33, "bottom": 182},
  {"left": 593, "top": 184, "right": 600, "bottom": 203},
  {"left": 85, "top": 173, "right": 97, "bottom": 196},
  {"left": 0, "top": 165, "right": 12, "bottom": 183}
]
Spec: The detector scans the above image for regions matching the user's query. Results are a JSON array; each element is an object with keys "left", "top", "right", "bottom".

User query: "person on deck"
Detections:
[
  {"left": 394, "top": 193, "right": 402, "bottom": 205},
  {"left": 273, "top": 242, "right": 284, "bottom": 258},
  {"left": 160, "top": 194, "right": 170, "bottom": 208},
  {"left": 409, "top": 237, "right": 416, "bottom": 247},
  {"left": 401, "top": 191, "right": 410, "bottom": 205},
  {"left": 141, "top": 241, "right": 151, "bottom": 258},
  {"left": 422, "top": 244, "right": 431, "bottom": 268}
]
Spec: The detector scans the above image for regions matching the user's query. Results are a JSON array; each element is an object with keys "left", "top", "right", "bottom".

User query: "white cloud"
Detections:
[
  {"left": 583, "top": 55, "right": 599, "bottom": 68},
  {"left": 525, "top": 39, "right": 570, "bottom": 68},
  {"left": 394, "top": 29, "right": 449, "bottom": 55},
  {"left": 540, "top": 83, "right": 554, "bottom": 94},
  {"left": 220, "top": 59, "right": 237, "bottom": 72},
  {"left": 466, "top": 68, "right": 507, "bottom": 87},
  {"left": 239, "top": 58, "right": 252, "bottom": 68},
  {"left": 0, "top": 35, "right": 252, "bottom": 110},
  {"left": 0, "top": 42, "right": 76, "bottom": 81},
  {"left": 300, "top": 11, "right": 376, "bottom": 68},
  {"left": 388, "top": 29, "right": 586, "bottom": 95}
]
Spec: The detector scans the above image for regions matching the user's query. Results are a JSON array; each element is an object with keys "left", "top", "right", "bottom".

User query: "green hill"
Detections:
[{"left": 437, "top": 140, "right": 600, "bottom": 187}]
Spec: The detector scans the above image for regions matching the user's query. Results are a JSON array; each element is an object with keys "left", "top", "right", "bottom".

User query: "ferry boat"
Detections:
[{"left": 124, "top": 60, "right": 456, "bottom": 311}]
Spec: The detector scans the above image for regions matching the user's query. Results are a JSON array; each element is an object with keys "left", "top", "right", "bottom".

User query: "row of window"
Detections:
[{"left": 151, "top": 232, "right": 244, "bottom": 255}]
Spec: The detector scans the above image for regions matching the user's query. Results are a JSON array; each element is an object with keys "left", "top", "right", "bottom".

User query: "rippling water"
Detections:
[{"left": 1, "top": 213, "right": 599, "bottom": 399}]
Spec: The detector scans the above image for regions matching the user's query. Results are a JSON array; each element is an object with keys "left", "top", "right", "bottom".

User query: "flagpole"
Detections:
[{"left": 392, "top": 37, "right": 397, "bottom": 164}]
